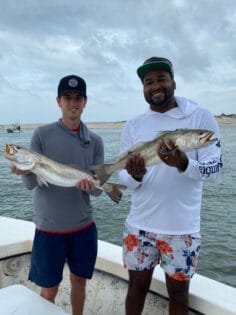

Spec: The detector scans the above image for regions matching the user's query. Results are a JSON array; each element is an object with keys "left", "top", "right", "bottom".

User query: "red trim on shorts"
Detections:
[{"left": 36, "top": 221, "right": 94, "bottom": 234}]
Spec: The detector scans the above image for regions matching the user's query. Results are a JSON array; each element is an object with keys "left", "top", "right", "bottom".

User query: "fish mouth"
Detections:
[
  {"left": 200, "top": 131, "right": 217, "bottom": 144},
  {"left": 5, "top": 144, "right": 12, "bottom": 155},
  {"left": 5, "top": 144, "right": 18, "bottom": 160}
]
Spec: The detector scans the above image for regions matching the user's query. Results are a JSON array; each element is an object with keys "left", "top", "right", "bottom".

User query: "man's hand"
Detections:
[
  {"left": 125, "top": 153, "right": 147, "bottom": 182},
  {"left": 157, "top": 139, "right": 188, "bottom": 172},
  {"left": 11, "top": 165, "right": 31, "bottom": 175},
  {"left": 76, "top": 178, "right": 96, "bottom": 192}
]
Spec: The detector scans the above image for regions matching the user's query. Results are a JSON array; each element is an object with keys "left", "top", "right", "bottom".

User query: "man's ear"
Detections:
[
  {"left": 83, "top": 97, "right": 88, "bottom": 108},
  {"left": 56, "top": 96, "right": 61, "bottom": 107},
  {"left": 173, "top": 80, "right": 176, "bottom": 90}
]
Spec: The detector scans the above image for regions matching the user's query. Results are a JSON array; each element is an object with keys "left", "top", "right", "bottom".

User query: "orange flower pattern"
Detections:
[
  {"left": 123, "top": 224, "right": 201, "bottom": 280},
  {"left": 124, "top": 234, "right": 139, "bottom": 251},
  {"left": 156, "top": 240, "right": 173, "bottom": 254}
]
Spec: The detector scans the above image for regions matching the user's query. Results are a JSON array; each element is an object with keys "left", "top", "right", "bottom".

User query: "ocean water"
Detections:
[{"left": 0, "top": 126, "right": 235, "bottom": 288}]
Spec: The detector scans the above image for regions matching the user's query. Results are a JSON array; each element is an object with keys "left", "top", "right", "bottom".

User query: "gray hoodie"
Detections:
[{"left": 22, "top": 119, "right": 104, "bottom": 232}]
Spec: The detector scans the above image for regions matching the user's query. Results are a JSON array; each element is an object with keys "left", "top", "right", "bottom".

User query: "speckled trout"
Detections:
[
  {"left": 93, "top": 129, "right": 218, "bottom": 184},
  {"left": 5, "top": 144, "right": 126, "bottom": 204}
]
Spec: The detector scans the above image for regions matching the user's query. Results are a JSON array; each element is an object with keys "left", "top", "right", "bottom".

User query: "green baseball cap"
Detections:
[{"left": 137, "top": 57, "right": 174, "bottom": 80}]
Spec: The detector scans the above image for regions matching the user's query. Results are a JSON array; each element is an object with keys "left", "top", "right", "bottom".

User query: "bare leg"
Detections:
[
  {"left": 40, "top": 285, "right": 59, "bottom": 303},
  {"left": 165, "top": 273, "right": 189, "bottom": 315},
  {"left": 70, "top": 272, "right": 86, "bottom": 315},
  {"left": 126, "top": 269, "right": 154, "bottom": 315}
]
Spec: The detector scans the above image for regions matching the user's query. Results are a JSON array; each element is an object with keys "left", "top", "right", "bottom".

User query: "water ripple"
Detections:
[{"left": 0, "top": 127, "right": 235, "bottom": 288}]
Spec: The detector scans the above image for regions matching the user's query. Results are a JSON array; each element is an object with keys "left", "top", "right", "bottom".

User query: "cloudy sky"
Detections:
[{"left": 0, "top": 0, "right": 235, "bottom": 124}]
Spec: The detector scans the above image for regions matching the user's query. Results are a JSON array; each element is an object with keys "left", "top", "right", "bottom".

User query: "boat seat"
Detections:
[{"left": 0, "top": 284, "right": 68, "bottom": 315}]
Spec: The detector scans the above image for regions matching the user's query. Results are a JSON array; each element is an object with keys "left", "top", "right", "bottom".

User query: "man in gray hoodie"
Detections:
[{"left": 11, "top": 74, "right": 104, "bottom": 315}]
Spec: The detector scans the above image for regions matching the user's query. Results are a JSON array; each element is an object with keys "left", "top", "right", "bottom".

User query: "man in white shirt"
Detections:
[{"left": 119, "top": 57, "right": 222, "bottom": 315}]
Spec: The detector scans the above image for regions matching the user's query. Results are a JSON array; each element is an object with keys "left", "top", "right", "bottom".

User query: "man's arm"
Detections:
[{"left": 118, "top": 122, "right": 147, "bottom": 190}]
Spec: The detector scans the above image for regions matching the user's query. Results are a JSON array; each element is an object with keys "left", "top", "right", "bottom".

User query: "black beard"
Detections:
[
  {"left": 145, "top": 90, "right": 174, "bottom": 108},
  {"left": 148, "top": 97, "right": 169, "bottom": 108}
]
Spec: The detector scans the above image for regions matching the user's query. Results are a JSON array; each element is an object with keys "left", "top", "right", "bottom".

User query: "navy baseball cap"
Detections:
[
  {"left": 137, "top": 57, "right": 174, "bottom": 80},
  {"left": 57, "top": 75, "right": 87, "bottom": 97}
]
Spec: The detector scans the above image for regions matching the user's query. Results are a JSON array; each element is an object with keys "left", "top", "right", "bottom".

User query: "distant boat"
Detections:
[{"left": 7, "top": 124, "right": 21, "bottom": 133}]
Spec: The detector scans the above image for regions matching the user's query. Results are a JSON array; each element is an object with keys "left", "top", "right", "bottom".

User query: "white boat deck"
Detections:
[
  {"left": 0, "top": 216, "right": 235, "bottom": 315},
  {"left": 0, "top": 217, "right": 34, "bottom": 259}
]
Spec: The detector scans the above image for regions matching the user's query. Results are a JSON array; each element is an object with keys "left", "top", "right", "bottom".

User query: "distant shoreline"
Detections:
[{"left": 0, "top": 116, "right": 236, "bottom": 130}]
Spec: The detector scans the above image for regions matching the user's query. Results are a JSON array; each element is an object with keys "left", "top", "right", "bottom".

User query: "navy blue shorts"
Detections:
[{"left": 29, "top": 223, "right": 97, "bottom": 288}]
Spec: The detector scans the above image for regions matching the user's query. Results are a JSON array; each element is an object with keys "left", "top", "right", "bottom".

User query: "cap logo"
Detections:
[{"left": 68, "top": 78, "right": 78, "bottom": 87}]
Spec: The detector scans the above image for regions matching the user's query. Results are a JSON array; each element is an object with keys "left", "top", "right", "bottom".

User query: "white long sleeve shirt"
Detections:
[{"left": 119, "top": 96, "right": 223, "bottom": 235}]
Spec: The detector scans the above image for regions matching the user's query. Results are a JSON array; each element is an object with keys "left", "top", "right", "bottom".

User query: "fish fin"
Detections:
[
  {"left": 118, "top": 142, "right": 148, "bottom": 158},
  {"left": 37, "top": 176, "right": 49, "bottom": 187},
  {"left": 102, "top": 182, "right": 126, "bottom": 204},
  {"left": 9, "top": 161, "right": 35, "bottom": 171},
  {"left": 92, "top": 164, "right": 113, "bottom": 185},
  {"left": 154, "top": 130, "right": 174, "bottom": 139}
]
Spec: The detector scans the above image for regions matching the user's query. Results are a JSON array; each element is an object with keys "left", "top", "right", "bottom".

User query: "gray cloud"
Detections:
[{"left": 0, "top": 0, "right": 235, "bottom": 123}]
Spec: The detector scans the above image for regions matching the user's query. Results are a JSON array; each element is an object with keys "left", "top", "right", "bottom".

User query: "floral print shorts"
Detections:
[{"left": 123, "top": 223, "right": 201, "bottom": 281}]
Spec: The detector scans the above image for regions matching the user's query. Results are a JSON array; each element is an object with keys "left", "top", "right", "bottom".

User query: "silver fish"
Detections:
[
  {"left": 93, "top": 129, "right": 218, "bottom": 184},
  {"left": 5, "top": 144, "right": 126, "bottom": 204}
]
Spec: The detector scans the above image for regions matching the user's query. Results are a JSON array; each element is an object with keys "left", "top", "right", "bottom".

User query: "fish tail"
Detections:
[
  {"left": 102, "top": 182, "right": 126, "bottom": 204},
  {"left": 92, "top": 163, "right": 113, "bottom": 185}
]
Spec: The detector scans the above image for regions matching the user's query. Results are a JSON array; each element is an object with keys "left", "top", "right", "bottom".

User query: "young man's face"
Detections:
[
  {"left": 143, "top": 69, "right": 176, "bottom": 112},
  {"left": 57, "top": 92, "right": 87, "bottom": 121}
]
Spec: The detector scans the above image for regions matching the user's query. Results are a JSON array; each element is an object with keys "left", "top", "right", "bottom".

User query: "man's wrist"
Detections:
[{"left": 177, "top": 158, "right": 188, "bottom": 172}]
